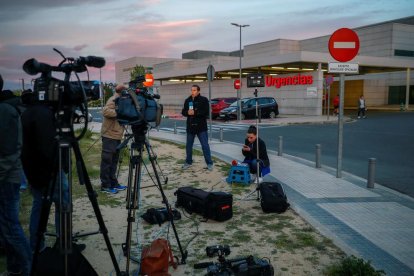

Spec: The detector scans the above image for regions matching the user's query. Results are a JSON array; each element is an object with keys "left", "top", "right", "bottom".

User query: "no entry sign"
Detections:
[{"left": 328, "top": 28, "right": 360, "bottom": 62}]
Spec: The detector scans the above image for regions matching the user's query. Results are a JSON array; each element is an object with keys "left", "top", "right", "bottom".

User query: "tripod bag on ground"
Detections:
[
  {"left": 259, "top": 182, "right": 290, "bottom": 213},
  {"left": 174, "top": 187, "right": 233, "bottom": 222}
]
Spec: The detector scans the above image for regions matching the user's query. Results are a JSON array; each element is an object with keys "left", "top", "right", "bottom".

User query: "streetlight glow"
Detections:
[{"left": 231, "top": 22, "right": 249, "bottom": 121}]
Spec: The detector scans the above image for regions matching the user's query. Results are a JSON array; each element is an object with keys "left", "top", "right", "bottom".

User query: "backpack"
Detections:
[
  {"left": 259, "top": 182, "right": 290, "bottom": 213},
  {"left": 140, "top": 238, "right": 177, "bottom": 276}
]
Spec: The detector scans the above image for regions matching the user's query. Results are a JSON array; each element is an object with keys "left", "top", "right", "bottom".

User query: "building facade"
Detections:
[{"left": 115, "top": 17, "right": 414, "bottom": 115}]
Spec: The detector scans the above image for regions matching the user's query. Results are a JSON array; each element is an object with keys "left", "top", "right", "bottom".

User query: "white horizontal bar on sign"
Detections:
[{"left": 333, "top": 42, "right": 356, "bottom": 49}]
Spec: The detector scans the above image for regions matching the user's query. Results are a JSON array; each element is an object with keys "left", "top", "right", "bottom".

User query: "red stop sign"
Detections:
[
  {"left": 328, "top": 28, "right": 360, "bottom": 62},
  {"left": 234, "top": 79, "right": 241, "bottom": 90}
]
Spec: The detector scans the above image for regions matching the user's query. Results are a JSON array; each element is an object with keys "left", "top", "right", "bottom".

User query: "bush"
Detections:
[{"left": 324, "top": 255, "right": 386, "bottom": 276}]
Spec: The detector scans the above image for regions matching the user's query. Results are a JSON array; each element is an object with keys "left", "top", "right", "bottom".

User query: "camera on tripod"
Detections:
[
  {"left": 194, "top": 245, "right": 274, "bottom": 276},
  {"left": 114, "top": 75, "right": 163, "bottom": 127},
  {"left": 22, "top": 48, "right": 104, "bottom": 106}
]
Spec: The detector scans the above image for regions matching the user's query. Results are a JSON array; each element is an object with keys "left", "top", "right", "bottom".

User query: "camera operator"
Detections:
[
  {"left": 0, "top": 75, "right": 32, "bottom": 276},
  {"left": 100, "top": 84, "right": 128, "bottom": 194}
]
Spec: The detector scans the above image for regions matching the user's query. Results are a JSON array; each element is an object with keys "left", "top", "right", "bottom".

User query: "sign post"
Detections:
[
  {"left": 328, "top": 28, "right": 360, "bottom": 178},
  {"left": 207, "top": 64, "right": 215, "bottom": 140}
]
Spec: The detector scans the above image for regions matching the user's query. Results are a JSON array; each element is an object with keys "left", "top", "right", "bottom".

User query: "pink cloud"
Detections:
[
  {"left": 105, "top": 19, "right": 208, "bottom": 59},
  {"left": 73, "top": 44, "right": 88, "bottom": 51}
]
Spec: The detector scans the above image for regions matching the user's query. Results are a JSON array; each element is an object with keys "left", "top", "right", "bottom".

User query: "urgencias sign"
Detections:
[{"left": 266, "top": 74, "right": 313, "bottom": 89}]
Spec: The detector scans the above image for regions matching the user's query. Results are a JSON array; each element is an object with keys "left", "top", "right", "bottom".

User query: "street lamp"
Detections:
[{"left": 231, "top": 22, "right": 249, "bottom": 121}]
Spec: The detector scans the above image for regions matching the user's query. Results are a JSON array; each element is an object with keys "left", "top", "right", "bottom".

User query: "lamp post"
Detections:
[{"left": 231, "top": 22, "right": 249, "bottom": 121}]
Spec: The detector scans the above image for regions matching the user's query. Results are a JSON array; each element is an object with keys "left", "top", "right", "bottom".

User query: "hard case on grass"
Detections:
[
  {"left": 174, "top": 187, "right": 233, "bottom": 221},
  {"left": 259, "top": 182, "right": 290, "bottom": 213}
]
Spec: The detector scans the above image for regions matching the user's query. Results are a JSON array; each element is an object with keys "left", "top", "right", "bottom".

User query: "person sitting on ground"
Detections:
[{"left": 241, "top": 125, "right": 270, "bottom": 183}]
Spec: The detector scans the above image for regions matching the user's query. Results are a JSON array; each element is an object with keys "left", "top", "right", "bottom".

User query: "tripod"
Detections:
[
  {"left": 30, "top": 111, "right": 122, "bottom": 276},
  {"left": 121, "top": 125, "right": 188, "bottom": 274},
  {"left": 243, "top": 88, "right": 262, "bottom": 201}
]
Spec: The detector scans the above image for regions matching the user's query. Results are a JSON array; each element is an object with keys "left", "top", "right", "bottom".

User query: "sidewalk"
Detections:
[
  {"left": 145, "top": 123, "right": 414, "bottom": 276},
  {"left": 85, "top": 117, "right": 414, "bottom": 275}
]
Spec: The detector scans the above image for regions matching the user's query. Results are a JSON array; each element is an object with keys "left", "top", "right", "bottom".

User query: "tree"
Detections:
[{"left": 130, "top": 65, "right": 152, "bottom": 87}]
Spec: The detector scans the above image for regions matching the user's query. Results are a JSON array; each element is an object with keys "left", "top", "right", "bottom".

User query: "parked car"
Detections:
[
  {"left": 73, "top": 109, "right": 93, "bottom": 123},
  {"left": 211, "top": 97, "right": 237, "bottom": 119},
  {"left": 219, "top": 97, "right": 279, "bottom": 120}
]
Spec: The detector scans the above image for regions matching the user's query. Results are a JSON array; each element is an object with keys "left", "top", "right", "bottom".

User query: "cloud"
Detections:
[
  {"left": 105, "top": 19, "right": 208, "bottom": 58},
  {"left": 74, "top": 44, "right": 89, "bottom": 51}
]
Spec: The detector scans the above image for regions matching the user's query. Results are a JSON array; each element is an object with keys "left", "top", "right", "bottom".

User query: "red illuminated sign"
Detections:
[
  {"left": 265, "top": 74, "right": 313, "bottom": 89},
  {"left": 234, "top": 79, "right": 241, "bottom": 90}
]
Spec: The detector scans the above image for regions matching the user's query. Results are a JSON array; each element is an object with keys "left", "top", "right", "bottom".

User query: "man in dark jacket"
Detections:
[
  {"left": 181, "top": 85, "right": 213, "bottom": 170},
  {"left": 242, "top": 125, "right": 270, "bottom": 183},
  {"left": 0, "top": 80, "right": 32, "bottom": 275}
]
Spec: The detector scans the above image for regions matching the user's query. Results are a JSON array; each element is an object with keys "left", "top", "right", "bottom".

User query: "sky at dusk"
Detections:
[{"left": 1, "top": 0, "right": 413, "bottom": 90}]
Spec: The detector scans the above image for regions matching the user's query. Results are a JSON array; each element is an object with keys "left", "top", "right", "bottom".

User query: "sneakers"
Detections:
[
  {"left": 358, "top": 116, "right": 361, "bottom": 119},
  {"left": 258, "top": 177, "right": 263, "bottom": 184},
  {"left": 113, "top": 184, "right": 127, "bottom": 191},
  {"left": 207, "top": 164, "right": 214, "bottom": 171},
  {"left": 250, "top": 174, "right": 257, "bottom": 182},
  {"left": 181, "top": 163, "right": 192, "bottom": 169},
  {"left": 101, "top": 187, "right": 118, "bottom": 194}
]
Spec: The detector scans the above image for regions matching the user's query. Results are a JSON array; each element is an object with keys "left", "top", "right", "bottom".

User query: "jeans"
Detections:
[
  {"left": 0, "top": 181, "right": 32, "bottom": 275},
  {"left": 185, "top": 131, "right": 213, "bottom": 165},
  {"left": 29, "top": 172, "right": 69, "bottom": 252},
  {"left": 243, "top": 159, "right": 264, "bottom": 175},
  {"left": 100, "top": 137, "right": 121, "bottom": 188},
  {"left": 358, "top": 107, "right": 366, "bottom": 117}
]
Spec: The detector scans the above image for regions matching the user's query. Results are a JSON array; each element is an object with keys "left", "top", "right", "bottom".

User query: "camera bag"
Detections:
[
  {"left": 206, "top": 192, "right": 233, "bottom": 222},
  {"left": 174, "top": 187, "right": 233, "bottom": 222},
  {"left": 259, "top": 182, "right": 290, "bottom": 213}
]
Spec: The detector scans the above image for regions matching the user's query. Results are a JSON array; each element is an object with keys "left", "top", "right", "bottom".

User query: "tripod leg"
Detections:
[
  {"left": 123, "top": 143, "right": 143, "bottom": 274},
  {"left": 71, "top": 140, "right": 122, "bottom": 276},
  {"left": 144, "top": 140, "right": 188, "bottom": 264}
]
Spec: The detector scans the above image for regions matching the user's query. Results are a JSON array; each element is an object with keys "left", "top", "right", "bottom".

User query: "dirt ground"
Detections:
[{"left": 67, "top": 139, "right": 345, "bottom": 275}]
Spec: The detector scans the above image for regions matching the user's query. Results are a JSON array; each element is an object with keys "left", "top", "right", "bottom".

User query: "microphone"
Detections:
[{"left": 79, "top": 56, "right": 106, "bottom": 68}]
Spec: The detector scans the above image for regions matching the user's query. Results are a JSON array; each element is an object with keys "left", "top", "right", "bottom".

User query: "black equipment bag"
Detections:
[
  {"left": 259, "top": 182, "right": 290, "bottom": 213},
  {"left": 175, "top": 187, "right": 233, "bottom": 222},
  {"left": 141, "top": 207, "right": 181, "bottom": 225},
  {"left": 206, "top": 192, "right": 233, "bottom": 222},
  {"left": 33, "top": 244, "right": 98, "bottom": 276}
]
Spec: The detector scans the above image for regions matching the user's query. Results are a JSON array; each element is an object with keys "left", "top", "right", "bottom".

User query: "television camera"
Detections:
[
  {"left": 114, "top": 75, "right": 163, "bottom": 129},
  {"left": 194, "top": 245, "right": 274, "bottom": 276},
  {"left": 23, "top": 48, "right": 103, "bottom": 106}
]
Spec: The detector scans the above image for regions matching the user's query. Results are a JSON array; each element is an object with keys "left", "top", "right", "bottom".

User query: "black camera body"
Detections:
[
  {"left": 195, "top": 245, "right": 274, "bottom": 276},
  {"left": 206, "top": 245, "right": 231, "bottom": 258},
  {"left": 32, "top": 77, "right": 100, "bottom": 105}
]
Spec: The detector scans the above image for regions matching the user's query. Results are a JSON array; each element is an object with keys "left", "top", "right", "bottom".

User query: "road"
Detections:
[{"left": 90, "top": 109, "right": 414, "bottom": 197}]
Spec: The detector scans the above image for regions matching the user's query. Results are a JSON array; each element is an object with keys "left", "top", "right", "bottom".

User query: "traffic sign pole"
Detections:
[
  {"left": 336, "top": 73, "right": 345, "bottom": 178},
  {"left": 207, "top": 64, "right": 215, "bottom": 140},
  {"left": 328, "top": 28, "right": 360, "bottom": 178}
]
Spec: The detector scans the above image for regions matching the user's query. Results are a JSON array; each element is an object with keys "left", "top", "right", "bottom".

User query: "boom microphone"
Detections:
[{"left": 79, "top": 56, "right": 106, "bottom": 68}]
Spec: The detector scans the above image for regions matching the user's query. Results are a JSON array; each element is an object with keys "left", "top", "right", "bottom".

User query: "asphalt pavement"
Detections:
[{"left": 85, "top": 116, "right": 414, "bottom": 276}]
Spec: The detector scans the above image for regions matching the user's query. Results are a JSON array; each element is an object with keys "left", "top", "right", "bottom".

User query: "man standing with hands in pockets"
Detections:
[{"left": 181, "top": 85, "right": 213, "bottom": 171}]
